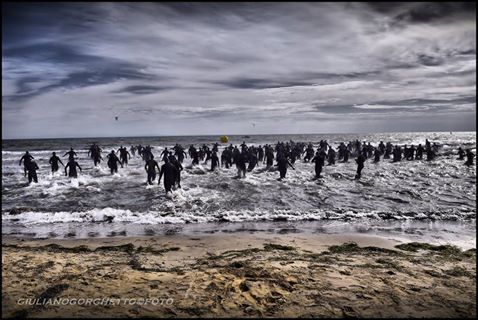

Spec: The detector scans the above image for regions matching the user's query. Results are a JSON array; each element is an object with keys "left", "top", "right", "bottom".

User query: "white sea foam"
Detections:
[{"left": 2, "top": 132, "right": 476, "bottom": 230}]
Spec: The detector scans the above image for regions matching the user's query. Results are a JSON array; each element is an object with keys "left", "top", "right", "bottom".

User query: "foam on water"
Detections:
[{"left": 2, "top": 132, "right": 476, "bottom": 238}]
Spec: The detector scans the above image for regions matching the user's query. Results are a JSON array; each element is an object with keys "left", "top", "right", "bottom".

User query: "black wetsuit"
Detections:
[
  {"left": 373, "top": 149, "right": 380, "bottom": 163},
  {"left": 247, "top": 153, "right": 258, "bottom": 172},
  {"left": 204, "top": 149, "right": 212, "bottom": 164},
  {"left": 92, "top": 152, "right": 102, "bottom": 166},
  {"left": 311, "top": 152, "right": 325, "bottom": 178},
  {"left": 416, "top": 145, "right": 424, "bottom": 160},
  {"left": 327, "top": 149, "right": 336, "bottom": 165},
  {"left": 191, "top": 149, "right": 199, "bottom": 165},
  {"left": 221, "top": 149, "right": 232, "bottom": 168},
  {"left": 27, "top": 161, "right": 39, "bottom": 183},
  {"left": 258, "top": 147, "right": 264, "bottom": 163},
  {"left": 145, "top": 159, "right": 160, "bottom": 185},
  {"left": 408, "top": 146, "right": 415, "bottom": 160},
  {"left": 457, "top": 148, "right": 465, "bottom": 160},
  {"left": 169, "top": 156, "right": 183, "bottom": 188},
  {"left": 465, "top": 151, "right": 475, "bottom": 166},
  {"left": 426, "top": 148, "right": 435, "bottom": 161},
  {"left": 88, "top": 145, "right": 102, "bottom": 166},
  {"left": 265, "top": 150, "right": 274, "bottom": 168},
  {"left": 161, "top": 149, "right": 170, "bottom": 163},
  {"left": 378, "top": 142, "right": 385, "bottom": 155},
  {"left": 393, "top": 147, "right": 402, "bottom": 162},
  {"left": 159, "top": 162, "right": 178, "bottom": 193},
  {"left": 107, "top": 153, "right": 122, "bottom": 174},
  {"left": 118, "top": 147, "right": 130, "bottom": 165},
  {"left": 355, "top": 154, "right": 365, "bottom": 179},
  {"left": 277, "top": 155, "right": 294, "bottom": 180},
  {"left": 65, "top": 160, "right": 82, "bottom": 178},
  {"left": 176, "top": 149, "right": 187, "bottom": 164},
  {"left": 19, "top": 153, "right": 34, "bottom": 177},
  {"left": 343, "top": 149, "right": 350, "bottom": 162},
  {"left": 210, "top": 153, "right": 219, "bottom": 171},
  {"left": 142, "top": 146, "right": 153, "bottom": 161},
  {"left": 384, "top": 144, "right": 392, "bottom": 159},
  {"left": 63, "top": 150, "right": 77, "bottom": 161},
  {"left": 236, "top": 152, "right": 247, "bottom": 178},
  {"left": 49, "top": 155, "right": 64, "bottom": 172}
]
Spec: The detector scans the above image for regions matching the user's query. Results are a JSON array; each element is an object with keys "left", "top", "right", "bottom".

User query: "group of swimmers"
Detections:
[{"left": 18, "top": 139, "right": 475, "bottom": 192}]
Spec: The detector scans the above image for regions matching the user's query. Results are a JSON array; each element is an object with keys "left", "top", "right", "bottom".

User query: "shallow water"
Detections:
[{"left": 2, "top": 132, "right": 476, "bottom": 242}]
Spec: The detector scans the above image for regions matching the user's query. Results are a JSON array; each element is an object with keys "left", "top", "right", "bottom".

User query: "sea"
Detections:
[{"left": 2, "top": 132, "right": 476, "bottom": 248}]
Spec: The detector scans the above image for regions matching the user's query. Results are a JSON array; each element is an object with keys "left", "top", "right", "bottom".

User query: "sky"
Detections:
[{"left": 2, "top": 2, "right": 476, "bottom": 139}]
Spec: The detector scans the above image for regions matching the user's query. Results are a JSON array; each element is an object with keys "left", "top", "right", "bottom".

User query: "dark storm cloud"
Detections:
[
  {"left": 3, "top": 42, "right": 93, "bottom": 62},
  {"left": 216, "top": 78, "right": 313, "bottom": 90},
  {"left": 366, "top": 2, "right": 476, "bottom": 21},
  {"left": 399, "top": 2, "right": 476, "bottom": 23},
  {"left": 217, "top": 70, "right": 386, "bottom": 90},
  {"left": 2, "top": 2, "right": 476, "bottom": 138},
  {"left": 4, "top": 65, "right": 158, "bottom": 102},
  {"left": 112, "top": 85, "right": 173, "bottom": 95},
  {"left": 3, "top": 41, "right": 158, "bottom": 101},
  {"left": 309, "top": 96, "right": 477, "bottom": 114},
  {"left": 417, "top": 54, "right": 444, "bottom": 66}
]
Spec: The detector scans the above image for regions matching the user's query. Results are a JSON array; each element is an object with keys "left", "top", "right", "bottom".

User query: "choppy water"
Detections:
[{"left": 2, "top": 132, "right": 476, "bottom": 243}]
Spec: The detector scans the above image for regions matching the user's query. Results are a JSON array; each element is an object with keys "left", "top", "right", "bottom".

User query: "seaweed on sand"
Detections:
[{"left": 395, "top": 242, "right": 472, "bottom": 260}]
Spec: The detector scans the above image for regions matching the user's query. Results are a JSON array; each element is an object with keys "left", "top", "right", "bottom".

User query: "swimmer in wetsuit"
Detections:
[
  {"left": 355, "top": 153, "right": 366, "bottom": 180},
  {"left": 235, "top": 149, "right": 247, "bottom": 178},
  {"left": 88, "top": 143, "right": 103, "bottom": 166},
  {"left": 265, "top": 147, "right": 275, "bottom": 169},
  {"left": 174, "top": 145, "right": 188, "bottom": 164},
  {"left": 63, "top": 147, "right": 77, "bottom": 161},
  {"left": 342, "top": 148, "right": 350, "bottom": 163},
  {"left": 106, "top": 150, "right": 123, "bottom": 174},
  {"left": 210, "top": 151, "right": 219, "bottom": 172},
  {"left": 257, "top": 145, "right": 264, "bottom": 164},
  {"left": 158, "top": 157, "right": 179, "bottom": 194},
  {"left": 247, "top": 151, "right": 258, "bottom": 172},
  {"left": 26, "top": 161, "right": 39, "bottom": 183},
  {"left": 416, "top": 144, "right": 424, "bottom": 160},
  {"left": 144, "top": 156, "right": 160, "bottom": 185},
  {"left": 169, "top": 155, "right": 183, "bottom": 189},
  {"left": 276, "top": 153, "right": 295, "bottom": 180},
  {"left": 311, "top": 150, "right": 325, "bottom": 179},
  {"left": 327, "top": 148, "right": 336, "bottom": 165},
  {"left": 117, "top": 146, "right": 131, "bottom": 165},
  {"left": 64, "top": 158, "right": 82, "bottom": 178},
  {"left": 49, "top": 152, "right": 64, "bottom": 173},
  {"left": 303, "top": 144, "right": 315, "bottom": 162},
  {"left": 426, "top": 147, "right": 436, "bottom": 161},
  {"left": 190, "top": 147, "right": 199, "bottom": 166},
  {"left": 19, "top": 151, "right": 34, "bottom": 177},
  {"left": 465, "top": 149, "right": 475, "bottom": 166},
  {"left": 373, "top": 148, "right": 380, "bottom": 163}
]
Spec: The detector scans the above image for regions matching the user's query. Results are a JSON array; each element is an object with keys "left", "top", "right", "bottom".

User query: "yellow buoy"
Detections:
[{"left": 220, "top": 135, "right": 229, "bottom": 143}]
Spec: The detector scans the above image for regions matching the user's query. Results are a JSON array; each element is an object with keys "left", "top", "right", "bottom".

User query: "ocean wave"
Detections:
[
  {"left": 2, "top": 206, "right": 475, "bottom": 226},
  {"left": 2, "top": 132, "right": 476, "bottom": 227}
]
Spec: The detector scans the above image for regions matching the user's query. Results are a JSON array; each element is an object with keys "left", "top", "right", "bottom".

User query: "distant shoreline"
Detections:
[{"left": 3, "top": 131, "right": 476, "bottom": 142}]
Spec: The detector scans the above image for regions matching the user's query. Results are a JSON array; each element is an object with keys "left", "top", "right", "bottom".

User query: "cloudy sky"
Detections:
[{"left": 2, "top": 2, "right": 476, "bottom": 139}]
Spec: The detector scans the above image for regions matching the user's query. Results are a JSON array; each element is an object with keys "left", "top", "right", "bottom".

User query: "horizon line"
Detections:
[{"left": 2, "top": 130, "right": 476, "bottom": 141}]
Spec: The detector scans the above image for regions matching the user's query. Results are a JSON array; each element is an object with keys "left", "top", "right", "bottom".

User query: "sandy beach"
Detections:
[{"left": 2, "top": 232, "right": 476, "bottom": 318}]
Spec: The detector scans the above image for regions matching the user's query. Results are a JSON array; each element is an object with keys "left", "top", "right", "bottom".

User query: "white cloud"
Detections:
[{"left": 2, "top": 2, "right": 476, "bottom": 138}]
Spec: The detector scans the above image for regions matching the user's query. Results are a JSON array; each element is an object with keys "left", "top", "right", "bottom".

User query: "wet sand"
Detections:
[{"left": 2, "top": 233, "right": 476, "bottom": 318}]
